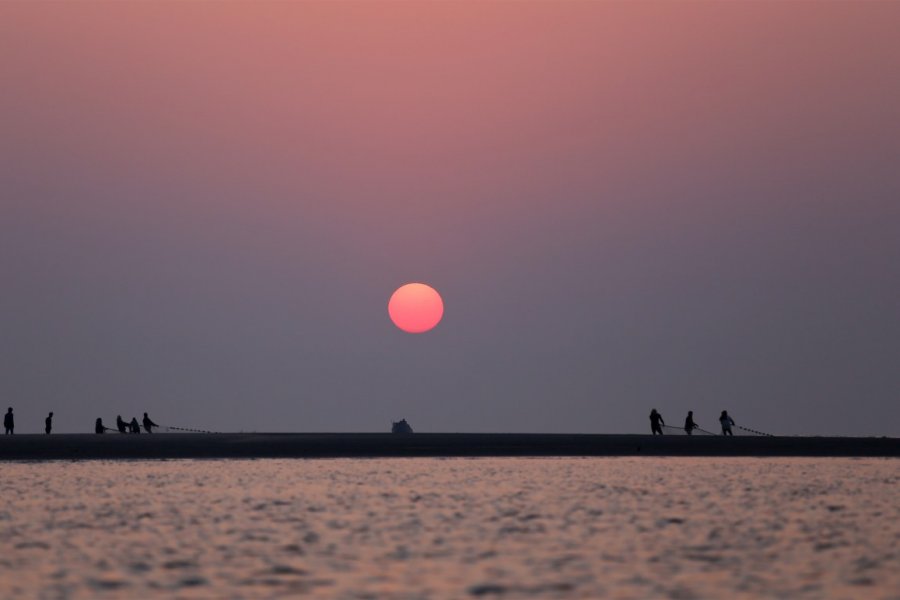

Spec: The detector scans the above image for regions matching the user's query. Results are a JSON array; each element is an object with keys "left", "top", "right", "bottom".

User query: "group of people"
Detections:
[
  {"left": 8, "top": 404, "right": 745, "bottom": 437},
  {"left": 649, "top": 409, "right": 737, "bottom": 436},
  {"left": 96, "top": 413, "right": 159, "bottom": 434},
  {"left": 2, "top": 407, "right": 159, "bottom": 435}
]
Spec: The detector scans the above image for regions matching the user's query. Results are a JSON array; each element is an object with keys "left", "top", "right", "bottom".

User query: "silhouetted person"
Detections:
[
  {"left": 684, "top": 411, "right": 697, "bottom": 435},
  {"left": 4, "top": 408, "right": 13, "bottom": 435},
  {"left": 391, "top": 419, "right": 413, "bottom": 434},
  {"left": 130, "top": 417, "right": 141, "bottom": 433},
  {"left": 116, "top": 415, "right": 128, "bottom": 434},
  {"left": 142, "top": 412, "right": 158, "bottom": 434},
  {"left": 720, "top": 410, "right": 735, "bottom": 436},
  {"left": 45, "top": 412, "right": 53, "bottom": 435},
  {"left": 95, "top": 418, "right": 110, "bottom": 434},
  {"left": 649, "top": 409, "right": 664, "bottom": 435}
]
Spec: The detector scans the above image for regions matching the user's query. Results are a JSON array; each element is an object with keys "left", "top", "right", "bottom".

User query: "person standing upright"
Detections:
[
  {"left": 4, "top": 408, "right": 13, "bottom": 434},
  {"left": 45, "top": 412, "right": 53, "bottom": 434},
  {"left": 719, "top": 410, "right": 735, "bottom": 436},
  {"left": 649, "top": 409, "right": 665, "bottom": 435}
]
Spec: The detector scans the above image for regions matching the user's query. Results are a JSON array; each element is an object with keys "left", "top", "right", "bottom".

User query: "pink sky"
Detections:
[{"left": 1, "top": 2, "right": 898, "bottom": 435}]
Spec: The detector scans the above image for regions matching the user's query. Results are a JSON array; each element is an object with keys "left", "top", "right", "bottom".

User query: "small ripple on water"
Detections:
[{"left": 0, "top": 458, "right": 897, "bottom": 599}]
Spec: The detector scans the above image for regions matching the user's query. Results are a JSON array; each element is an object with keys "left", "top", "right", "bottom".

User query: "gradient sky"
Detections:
[{"left": 1, "top": 2, "right": 898, "bottom": 435}]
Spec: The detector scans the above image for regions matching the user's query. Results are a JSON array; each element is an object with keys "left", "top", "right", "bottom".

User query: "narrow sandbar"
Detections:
[{"left": 1, "top": 433, "right": 897, "bottom": 460}]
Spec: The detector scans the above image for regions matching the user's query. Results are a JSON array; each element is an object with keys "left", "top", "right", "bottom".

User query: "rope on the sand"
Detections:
[
  {"left": 692, "top": 426, "right": 719, "bottom": 436},
  {"left": 661, "top": 424, "right": 774, "bottom": 436},
  {"left": 735, "top": 424, "right": 774, "bottom": 437},
  {"left": 164, "top": 425, "right": 219, "bottom": 434},
  {"left": 661, "top": 425, "right": 716, "bottom": 436}
]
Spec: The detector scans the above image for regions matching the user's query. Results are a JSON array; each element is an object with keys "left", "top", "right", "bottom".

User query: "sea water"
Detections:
[{"left": 0, "top": 458, "right": 897, "bottom": 599}]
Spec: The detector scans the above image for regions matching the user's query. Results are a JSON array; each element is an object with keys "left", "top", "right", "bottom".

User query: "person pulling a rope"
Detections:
[
  {"left": 142, "top": 412, "right": 159, "bottom": 434},
  {"left": 684, "top": 411, "right": 698, "bottom": 435},
  {"left": 719, "top": 410, "right": 735, "bottom": 436},
  {"left": 649, "top": 409, "right": 665, "bottom": 435}
]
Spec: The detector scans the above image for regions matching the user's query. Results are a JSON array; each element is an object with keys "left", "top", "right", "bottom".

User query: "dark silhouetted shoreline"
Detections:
[{"left": 0, "top": 433, "right": 898, "bottom": 461}]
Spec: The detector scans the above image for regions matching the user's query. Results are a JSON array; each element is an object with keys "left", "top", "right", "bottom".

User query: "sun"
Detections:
[{"left": 388, "top": 283, "right": 444, "bottom": 334}]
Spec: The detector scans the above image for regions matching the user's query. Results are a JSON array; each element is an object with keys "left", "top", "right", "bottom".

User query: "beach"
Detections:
[{"left": 1, "top": 433, "right": 897, "bottom": 461}]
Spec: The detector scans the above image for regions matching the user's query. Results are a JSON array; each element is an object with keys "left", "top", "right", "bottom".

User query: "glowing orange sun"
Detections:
[{"left": 388, "top": 283, "right": 444, "bottom": 333}]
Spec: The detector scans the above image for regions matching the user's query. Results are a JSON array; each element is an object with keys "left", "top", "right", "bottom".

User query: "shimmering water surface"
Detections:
[{"left": 0, "top": 458, "right": 897, "bottom": 599}]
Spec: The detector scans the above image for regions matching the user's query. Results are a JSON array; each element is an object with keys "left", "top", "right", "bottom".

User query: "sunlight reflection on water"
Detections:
[{"left": 0, "top": 458, "right": 897, "bottom": 599}]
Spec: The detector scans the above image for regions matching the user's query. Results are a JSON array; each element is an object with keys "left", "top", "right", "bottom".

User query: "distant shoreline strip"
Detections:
[{"left": 1, "top": 433, "right": 898, "bottom": 461}]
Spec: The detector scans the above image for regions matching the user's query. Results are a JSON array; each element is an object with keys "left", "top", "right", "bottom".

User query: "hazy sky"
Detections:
[{"left": 1, "top": 2, "right": 898, "bottom": 435}]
